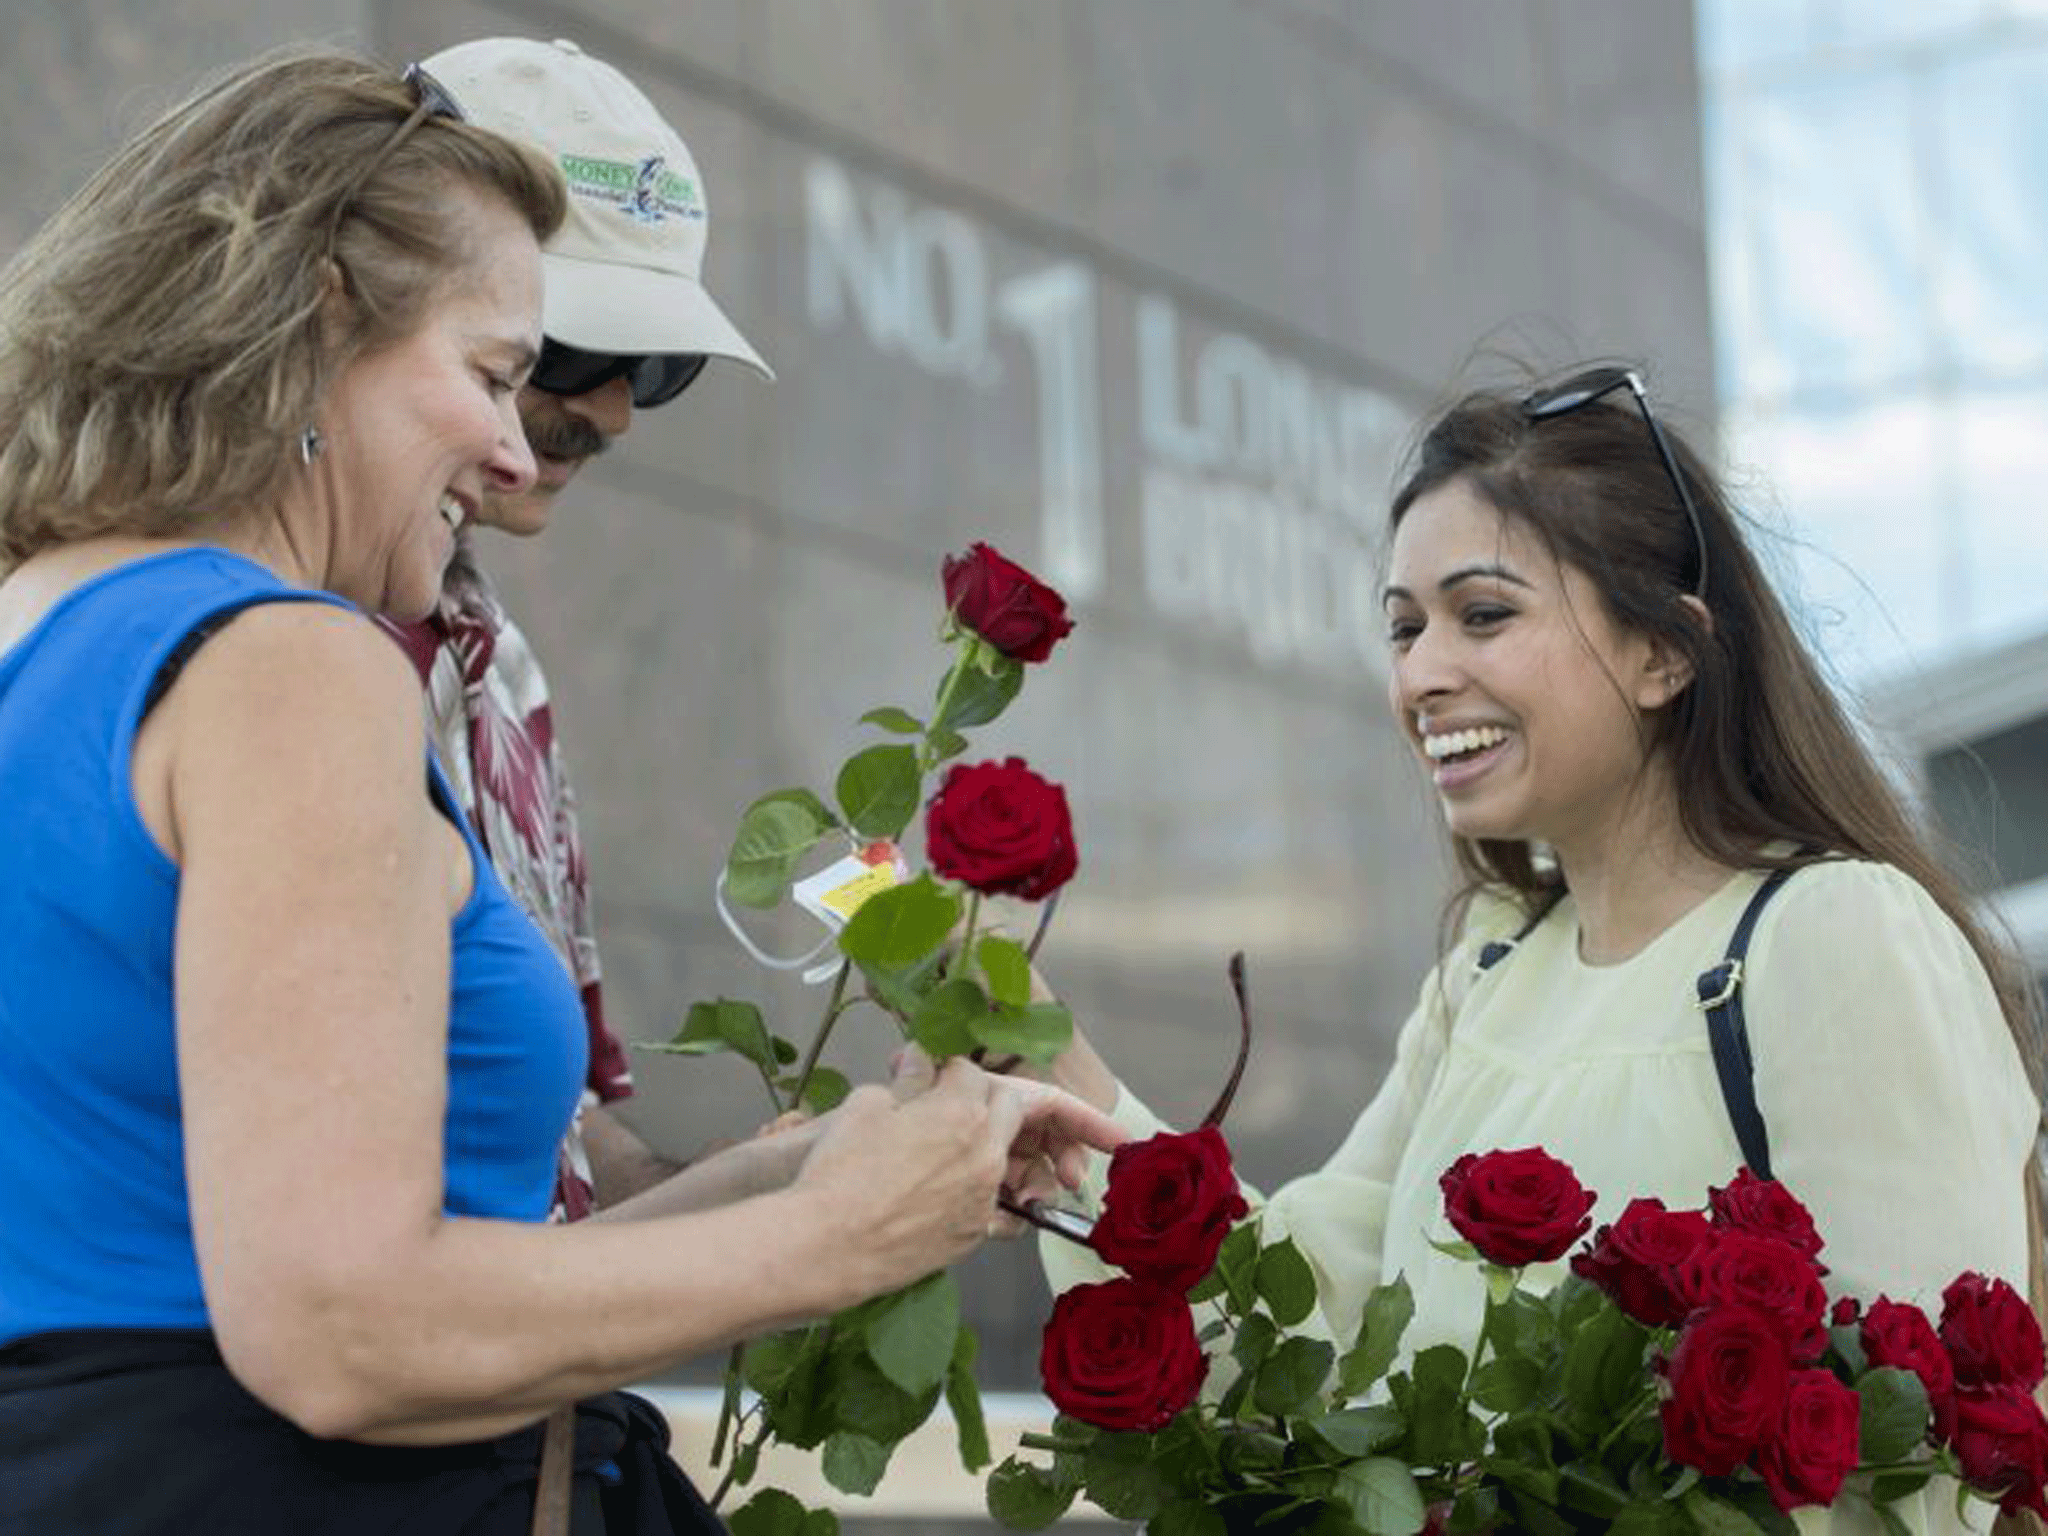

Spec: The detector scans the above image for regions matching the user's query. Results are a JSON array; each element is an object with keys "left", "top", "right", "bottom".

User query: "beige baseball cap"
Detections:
[{"left": 423, "top": 36, "right": 772, "bottom": 378}]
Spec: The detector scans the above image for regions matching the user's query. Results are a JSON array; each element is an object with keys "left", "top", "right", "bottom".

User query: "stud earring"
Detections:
[{"left": 299, "top": 426, "right": 325, "bottom": 465}]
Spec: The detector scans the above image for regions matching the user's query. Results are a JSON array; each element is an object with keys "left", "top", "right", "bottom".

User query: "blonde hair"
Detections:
[{"left": 0, "top": 46, "right": 566, "bottom": 569}]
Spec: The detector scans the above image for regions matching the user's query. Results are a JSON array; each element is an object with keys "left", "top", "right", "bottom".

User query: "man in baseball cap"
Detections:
[{"left": 385, "top": 37, "right": 771, "bottom": 1218}]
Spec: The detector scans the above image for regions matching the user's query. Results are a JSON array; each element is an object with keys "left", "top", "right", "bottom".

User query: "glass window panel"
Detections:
[
  {"left": 1956, "top": 386, "right": 2048, "bottom": 644},
  {"left": 1932, "top": 45, "right": 2048, "bottom": 381}
]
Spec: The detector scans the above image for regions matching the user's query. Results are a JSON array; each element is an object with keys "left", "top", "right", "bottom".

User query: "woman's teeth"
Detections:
[{"left": 1424, "top": 725, "right": 1508, "bottom": 761}]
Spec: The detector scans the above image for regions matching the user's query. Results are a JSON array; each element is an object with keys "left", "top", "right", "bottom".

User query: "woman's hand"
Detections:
[{"left": 792, "top": 1051, "right": 1125, "bottom": 1292}]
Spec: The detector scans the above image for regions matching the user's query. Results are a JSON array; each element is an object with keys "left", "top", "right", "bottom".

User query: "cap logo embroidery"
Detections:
[{"left": 557, "top": 152, "right": 704, "bottom": 225}]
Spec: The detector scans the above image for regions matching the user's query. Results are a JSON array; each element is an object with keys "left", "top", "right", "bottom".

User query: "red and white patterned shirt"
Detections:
[{"left": 383, "top": 553, "right": 633, "bottom": 1222}]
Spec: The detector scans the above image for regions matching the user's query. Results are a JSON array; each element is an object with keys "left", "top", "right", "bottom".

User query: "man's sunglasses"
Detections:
[
  {"left": 1520, "top": 366, "right": 1711, "bottom": 603},
  {"left": 528, "top": 341, "right": 708, "bottom": 409}
]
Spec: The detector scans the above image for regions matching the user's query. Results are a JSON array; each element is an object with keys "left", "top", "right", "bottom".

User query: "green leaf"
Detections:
[
  {"left": 1216, "top": 1221, "right": 1262, "bottom": 1316},
  {"left": 936, "top": 654, "right": 1024, "bottom": 729},
  {"left": 1427, "top": 1236, "right": 1482, "bottom": 1264},
  {"left": 821, "top": 1430, "right": 891, "bottom": 1495},
  {"left": 1301, "top": 1405, "right": 1407, "bottom": 1459},
  {"left": 986, "top": 1457, "right": 1078, "bottom": 1530},
  {"left": 1679, "top": 1487, "right": 1769, "bottom": 1536},
  {"left": 654, "top": 998, "right": 781, "bottom": 1074},
  {"left": 976, "top": 934, "right": 1032, "bottom": 1008},
  {"left": 909, "top": 976, "right": 989, "bottom": 1059},
  {"left": 824, "top": 1353, "right": 940, "bottom": 1444},
  {"left": 728, "top": 1488, "right": 812, "bottom": 1536},
  {"left": 789, "top": 1065, "right": 851, "bottom": 1113},
  {"left": 1254, "top": 1237, "right": 1318, "bottom": 1329},
  {"left": 973, "top": 1000, "right": 1073, "bottom": 1064},
  {"left": 1609, "top": 1498, "right": 1691, "bottom": 1536},
  {"left": 1558, "top": 1461, "right": 1632, "bottom": 1518},
  {"left": 1858, "top": 1365, "right": 1932, "bottom": 1464},
  {"left": 1471, "top": 1352, "right": 1545, "bottom": 1413},
  {"left": 1339, "top": 1276, "right": 1415, "bottom": 1397},
  {"left": 1872, "top": 1467, "right": 1937, "bottom": 1503},
  {"left": 927, "top": 725, "right": 970, "bottom": 763},
  {"left": 1148, "top": 1502, "right": 1230, "bottom": 1536},
  {"left": 726, "top": 792, "right": 838, "bottom": 908},
  {"left": 839, "top": 874, "right": 962, "bottom": 970},
  {"left": 1253, "top": 1335, "right": 1335, "bottom": 1416},
  {"left": 945, "top": 1323, "right": 991, "bottom": 1471},
  {"left": 1081, "top": 1435, "right": 1173, "bottom": 1521},
  {"left": 1873, "top": 1501, "right": 1916, "bottom": 1536},
  {"left": 835, "top": 743, "right": 922, "bottom": 841},
  {"left": 1447, "top": 1486, "right": 1503, "bottom": 1535},
  {"left": 1333, "top": 1457, "right": 1426, "bottom": 1536},
  {"left": 861, "top": 706, "right": 925, "bottom": 734},
  {"left": 1221, "top": 1311, "right": 1277, "bottom": 1420},
  {"left": 865, "top": 1271, "right": 960, "bottom": 1396},
  {"left": 1405, "top": 1344, "right": 1479, "bottom": 1465}
]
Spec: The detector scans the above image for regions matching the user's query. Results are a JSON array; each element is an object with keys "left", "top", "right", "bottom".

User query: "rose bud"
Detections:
[
  {"left": 1940, "top": 1272, "right": 2047, "bottom": 1391},
  {"left": 1572, "top": 1198, "right": 1714, "bottom": 1329},
  {"left": 1091, "top": 1126, "right": 1249, "bottom": 1292},
  {"left": 1756, "top": 1367, "right": 1863, "bottom": 1512},
  {"left": 942, "top": 541, "right": 1074, "bottom": 663},
  {"left": 1707, "top": 1168, "right": 1825, "bottom": 1265},
  {"left": 1951, "top": 1384, "right": 2048, "bottom": 1520},
  {"left": 1440, "top": 1147, "right": 1596, "bottom": 1268},
  {"left": 1677, "top": 1231, "right": 1830, "bottom": 1363},
  {"left": 925, "top": 757, "right": 1077, "bottom": 903},
  {"left": 1660, "top": 1304, "right": 1794, "bottom": 1476},
  {"left": 1039, "top": 1278, "right": 1207, "bottom": 1433},
  {"left": 1862, "top": 1296, "right": 1956, "bottom": 1442}
]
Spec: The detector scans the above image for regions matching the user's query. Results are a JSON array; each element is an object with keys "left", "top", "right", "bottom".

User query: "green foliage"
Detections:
[
  {"left": 725, "top": 790, "right": 838, "bottom": 908},
  {"left": 990, "top": 1217, "right": 1969, "bottom": 1536}
]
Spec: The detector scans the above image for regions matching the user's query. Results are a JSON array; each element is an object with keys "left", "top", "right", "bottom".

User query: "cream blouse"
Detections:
[{"left": 1045, "top": 859, "right": 2041, "bottom": 1534}]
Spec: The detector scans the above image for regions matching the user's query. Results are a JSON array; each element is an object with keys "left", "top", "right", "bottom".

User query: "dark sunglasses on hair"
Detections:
[
  {"left": 1520, "top": 366, "right": 1711, "bottom": 603},
  {"left": 325, "top": 64, "right": 466, "bottom": 259},
  {"left": 528, "top": 341, "right": 709, "bottom": 408}
]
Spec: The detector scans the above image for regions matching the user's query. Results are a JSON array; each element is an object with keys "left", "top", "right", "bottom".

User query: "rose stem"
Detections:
[
  {"left": 1198, "top": 951, "right": 1252, "bottom": 1130},
  {"left": 786, "top": 958, "right": 855, "bottom": 1111}
]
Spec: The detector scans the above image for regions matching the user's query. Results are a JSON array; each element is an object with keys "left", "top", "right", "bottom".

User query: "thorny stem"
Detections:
[
  {"left": 708, "top": 1342, "right": 747, "bottom": 1488},
  {"left": 786, "top": 960, "right": 855, "bottom": 1111},
  {"left": 709, "top": 1401, "right": 778, "bottom": 1510}
]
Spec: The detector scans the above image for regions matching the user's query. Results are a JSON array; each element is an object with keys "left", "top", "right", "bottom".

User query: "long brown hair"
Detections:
[
  {"left": 0, "top": 46, "right": 566, "bottom": 569},
  {"left": 1390, "top": 376, "right": 2042, "bottom": 1081}
]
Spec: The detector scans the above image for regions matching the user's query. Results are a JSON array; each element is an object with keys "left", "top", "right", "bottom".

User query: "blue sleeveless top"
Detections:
[{"left": 0, "top": 548, "right": 587, "bottom": 1345}]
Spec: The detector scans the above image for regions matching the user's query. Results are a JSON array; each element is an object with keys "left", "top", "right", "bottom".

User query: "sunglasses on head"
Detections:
[
  {"left": 527, "top": 341, "right": 709, "bottom": 408},
  {"left": 326, "top": 64, "right": 465, "bottom": 261},
  {"left": 1520, "top": 366, "right": 1711, "bottom": 603}
]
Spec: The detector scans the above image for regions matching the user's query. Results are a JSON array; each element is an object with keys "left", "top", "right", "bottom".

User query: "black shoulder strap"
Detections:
[
  {"left": 1695, "top": 866, "right": 1801, "bottom": 1181},
  {"left": 1475, "top": 897, "right": 1558, "bottom": 972}
]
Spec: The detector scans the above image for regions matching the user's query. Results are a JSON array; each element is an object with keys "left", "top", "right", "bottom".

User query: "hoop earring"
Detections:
[{"left": 299, "top": 426, "right": 325, "bottom": 465}]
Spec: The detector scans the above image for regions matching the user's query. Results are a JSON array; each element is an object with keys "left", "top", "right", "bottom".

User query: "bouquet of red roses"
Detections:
[
  {"left": 992, "top": 1141, "right": 2048, "bottom": 1536},
  {"left": 657, "top": 541, "right": 1081, "bottom": 1531}
]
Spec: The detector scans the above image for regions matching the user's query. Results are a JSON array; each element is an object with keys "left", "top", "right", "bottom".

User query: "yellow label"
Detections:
[{"left": 817, "top": 861, "right": 899, "bottom": 919}]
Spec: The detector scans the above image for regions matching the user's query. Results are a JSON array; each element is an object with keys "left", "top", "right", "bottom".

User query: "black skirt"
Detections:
[{"left": 0, "top": 1330, "right": 726, "bottom": 1535}]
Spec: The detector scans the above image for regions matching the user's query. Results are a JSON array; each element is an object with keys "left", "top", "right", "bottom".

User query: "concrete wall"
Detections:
[{"left": 1, "top": 0, "right": 1711, "bottom": 1523}]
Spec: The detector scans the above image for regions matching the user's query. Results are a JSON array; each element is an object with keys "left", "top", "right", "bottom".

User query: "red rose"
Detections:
[
  {"left": 1862, "top": 1296, "right": 1956, "bottom": 1441},
  {"left": 1940, "top": 1272, "right": 2047, "bottom": 1391},
  {"left": 1950, "top": 1384, "right": 2048, "bottom": 1520},
  {"left": 1756, "top": 1367, "right": 1863, "bottom": 1512},
  {"left": 1660, "top": 1304, "right": 1794, "bottom": 1475},
  {"left": 1091, "top": 1127, "right": 1249, "bottom": 1292},
  {"left": 1039, "top": 1277, "right": 1207, "bottom": 1432},
  {"left": 1571, "top": 1198, "right": 1714, "bottom": 1329},
  {"left": 1707, "top": 1169, "right": 1825, "bottom": 1265},
  {"left": 1831, "top": 1296, "right": 1861, "bottom": 1328},
  {"left": 1439, "top": 1147, "right": 1597, "bottom": 1268},
  {"left": 942, "top": 542, "right": 1074, "bottom": 663},
  {"left": 1678, "top": 1232, "right": 1829, "bottom": 1362},
  {"left": 925, "top": 757, "right": 1076, "bottom": 902}
]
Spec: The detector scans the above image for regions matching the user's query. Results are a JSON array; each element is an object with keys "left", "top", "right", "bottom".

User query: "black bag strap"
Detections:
[{"left": 1694, "top": 865, "right": 1801, "bottom": 1182}]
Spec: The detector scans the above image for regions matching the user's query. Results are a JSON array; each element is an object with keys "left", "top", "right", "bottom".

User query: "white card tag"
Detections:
[{"left": 790, "top": 840, "right": 904, "bottom": 931}]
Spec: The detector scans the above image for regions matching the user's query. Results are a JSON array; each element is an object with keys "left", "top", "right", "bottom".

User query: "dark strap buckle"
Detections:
[{"left": 1694, "top": 959, "right": 1743, "bottom": 1011}]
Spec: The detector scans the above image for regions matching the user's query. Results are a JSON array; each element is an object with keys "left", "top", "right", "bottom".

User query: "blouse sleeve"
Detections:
[
  {"left": 1253, "top": 954, "right": 1461, "bottom": 1345},
  {"left": 1744, "top": 860, "right": 2040, "bottom": 1309}
]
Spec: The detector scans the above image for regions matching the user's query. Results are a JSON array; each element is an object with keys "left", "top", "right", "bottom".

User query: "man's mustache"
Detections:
[{"left": 525, "top": 416, "right": 609, "bottom": 463}]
